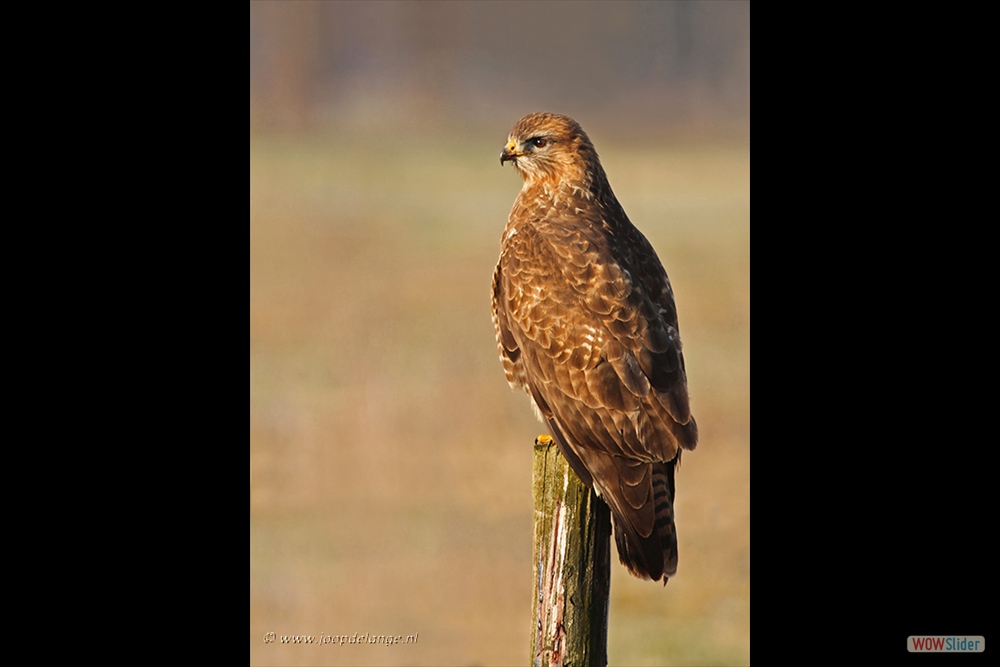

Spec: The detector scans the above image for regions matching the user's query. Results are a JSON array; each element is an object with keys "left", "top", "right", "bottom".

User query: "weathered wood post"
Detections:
[{"left": 531, "top": 435, "right": 612, "bottom": 667}]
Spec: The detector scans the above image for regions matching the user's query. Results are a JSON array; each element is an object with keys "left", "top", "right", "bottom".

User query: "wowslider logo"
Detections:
[{"left": 908, "top": 636, "right": 984, "bottom": 652}]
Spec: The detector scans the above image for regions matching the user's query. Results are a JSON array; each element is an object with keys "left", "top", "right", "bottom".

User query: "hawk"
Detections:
[{"left": 491, "top": 112, "right": 698, "bottom": 584}]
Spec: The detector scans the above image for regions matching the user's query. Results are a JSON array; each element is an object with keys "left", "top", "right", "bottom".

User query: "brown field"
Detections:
[{"left": 250, "top": 125, "right": 749, "bottom": 666}]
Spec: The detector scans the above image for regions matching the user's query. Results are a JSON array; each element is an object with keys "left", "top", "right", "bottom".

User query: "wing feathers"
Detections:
[{"left": 608, "top": 347, "right": 651, "bottom": 397}]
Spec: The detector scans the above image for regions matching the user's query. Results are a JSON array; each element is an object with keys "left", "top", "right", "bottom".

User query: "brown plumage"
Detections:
[{"left": 492, "top": 112, "right": 698, "bottom": 584}]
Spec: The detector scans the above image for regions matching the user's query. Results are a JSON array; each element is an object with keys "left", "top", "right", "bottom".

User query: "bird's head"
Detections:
[{"left": 500, "top": 112, "right": 600, "bottom": 188}]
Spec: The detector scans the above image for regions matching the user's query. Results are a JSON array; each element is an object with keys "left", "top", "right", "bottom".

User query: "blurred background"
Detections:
[{"left": 250, "top": 1, "right": 749, "bottom": 665}]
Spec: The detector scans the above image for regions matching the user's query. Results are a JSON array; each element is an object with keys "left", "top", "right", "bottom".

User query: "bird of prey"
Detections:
[{"left": 491, "top": 112, "right": 698, "bottom": 583}]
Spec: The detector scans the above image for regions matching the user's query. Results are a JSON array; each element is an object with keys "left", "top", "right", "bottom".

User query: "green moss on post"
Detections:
[{"left": 531, "top": 435, "right": 611, "bottom": 667}]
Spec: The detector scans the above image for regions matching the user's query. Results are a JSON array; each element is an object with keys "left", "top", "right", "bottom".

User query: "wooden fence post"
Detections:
[{"left": 530, "top": 435, "right": 612, "bottom": 667}]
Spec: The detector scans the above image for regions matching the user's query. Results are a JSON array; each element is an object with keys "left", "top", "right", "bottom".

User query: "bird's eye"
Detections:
[{"left": 531, "top": 137, "right": 547, "bottom": 148}]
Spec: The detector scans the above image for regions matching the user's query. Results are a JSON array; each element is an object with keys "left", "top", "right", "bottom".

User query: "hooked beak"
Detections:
[{"left": 500, "top": 139, "right": 518, "bottom": 166}]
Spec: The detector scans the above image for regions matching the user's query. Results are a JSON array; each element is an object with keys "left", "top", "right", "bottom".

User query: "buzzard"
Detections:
[{"left": 491, "top": 112, "right": 698, "bottom": 583}]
